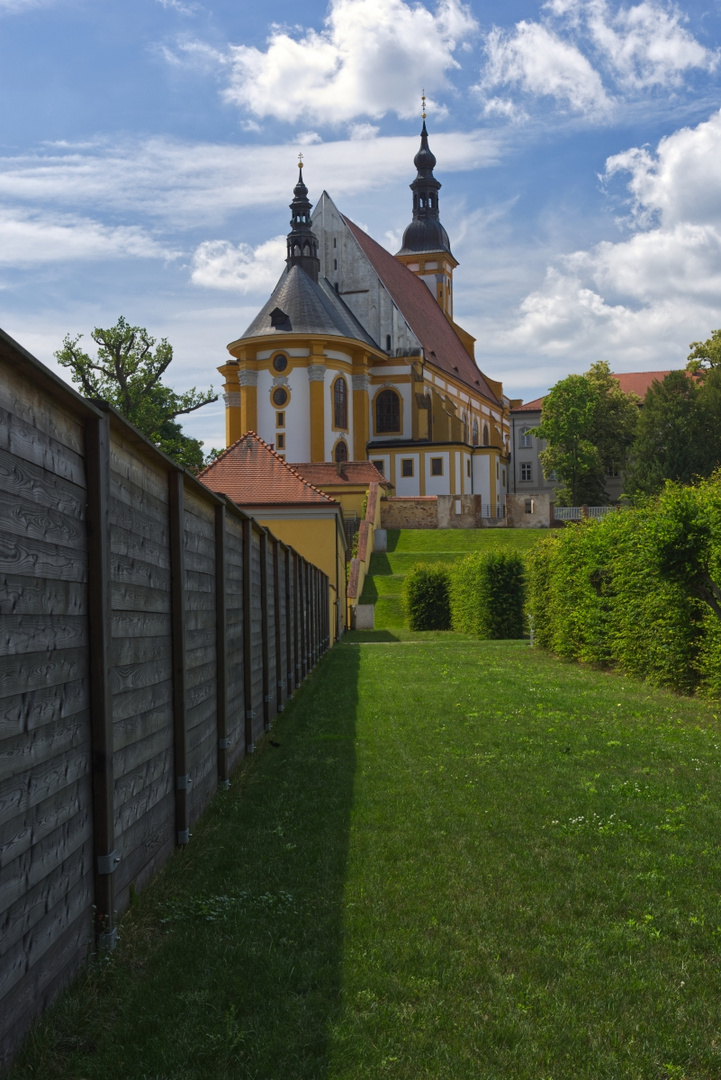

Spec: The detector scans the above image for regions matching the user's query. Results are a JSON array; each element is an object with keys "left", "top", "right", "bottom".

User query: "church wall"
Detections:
[
  {"left": 473, "top": 453, "right": 492, "bottom": 506},
  {"left": 425, "top": 451, "right": 450, "bottom": 496},
  {"left": 256, "top": 364, "right": 311, "bottom": 461}
]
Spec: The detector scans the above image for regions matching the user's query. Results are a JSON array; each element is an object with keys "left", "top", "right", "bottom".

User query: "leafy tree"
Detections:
[
  {"left": 687, "top": 328, "right": 721, "bottom": 373},
  {"left": 56, "top": 317, "right": 217, "bottom": 470},
  {"left": 534, "top": 362, "right": 638, "bottom": 506},
  {"left": 626, "top": 369, "right": 721, "bottom": 495}
]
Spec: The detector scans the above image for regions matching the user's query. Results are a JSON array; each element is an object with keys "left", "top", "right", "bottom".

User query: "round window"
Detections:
[
  {"left": 272, "top": 354, "right": 288, "bottom": 372},
  {"left": 272, "top": 387, "right": 288, "bottom": 408}
]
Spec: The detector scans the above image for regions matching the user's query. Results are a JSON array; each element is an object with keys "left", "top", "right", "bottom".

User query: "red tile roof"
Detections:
[
  {"left": 290, "top": 461, "right": 390, "bottom": 487},
  {"left": 198, "top": 432, "right": 338, "bottom": 507},
  {"left": 342, "top": 215, "right": 501, "bottom": 405},
  {"left": 510, "top": 371, "right": 680, "bottom": 413}
]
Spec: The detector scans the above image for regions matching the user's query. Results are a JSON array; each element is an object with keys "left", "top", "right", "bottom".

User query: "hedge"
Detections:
[
  {"left": 449, "top": 551, "right": 526, "bottom": 639},
  {"left": 526, "top": 471, "right": 721, "bottom": 695},
  {"left": 402, "top": 564, "right": 451, "bottom": 631}
]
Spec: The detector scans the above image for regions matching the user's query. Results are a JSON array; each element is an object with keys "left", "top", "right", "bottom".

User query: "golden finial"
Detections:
[
  {"left": 298, "top": 151, "right": 304, "bottom": 169},
  {"left": 421, "top": 90, "right": 426, "bottom": 120}
]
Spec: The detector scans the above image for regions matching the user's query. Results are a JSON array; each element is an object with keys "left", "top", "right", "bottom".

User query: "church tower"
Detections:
[
  {"left": 395, "top": 97, "right": 458, "bottom": 320},
  {"left": 286, "top": 157, "right": 320, "bottom": 282}
]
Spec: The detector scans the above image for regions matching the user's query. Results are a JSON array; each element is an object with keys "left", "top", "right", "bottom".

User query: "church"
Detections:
[{"left": 219, "top": 113, "right": 512, "bottom": 513}]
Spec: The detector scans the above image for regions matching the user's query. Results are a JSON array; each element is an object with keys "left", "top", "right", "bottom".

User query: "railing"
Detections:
[
  {"left": 554, "top": 506, "right": 613, "bottom": 521},
  {"left": 481, "top": 504, "right": 506, "bottom": 520}
]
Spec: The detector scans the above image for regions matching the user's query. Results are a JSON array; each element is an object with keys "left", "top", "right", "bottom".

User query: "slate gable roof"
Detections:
[
  {"left": 198, "top": 432, "right": 338, "bottom": 507},
  {"left": 239, "top": 264, "right": 377, "bottom": 346},
  {"left": 342, "top": 215, "right": 500, "bottom": 404}
]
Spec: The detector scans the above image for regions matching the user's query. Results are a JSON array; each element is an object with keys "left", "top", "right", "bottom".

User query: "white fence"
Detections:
[{"left": 554, "top": 506, "right": 614, "bottom": 521}]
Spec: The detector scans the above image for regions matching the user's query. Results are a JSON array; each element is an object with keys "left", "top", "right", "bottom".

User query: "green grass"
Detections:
[
  {"left": 360, "top": 528, "right": 545, "bottom": 627},
  {"left": 8, "top": 640, "right": 721, "bottom": 1080}
]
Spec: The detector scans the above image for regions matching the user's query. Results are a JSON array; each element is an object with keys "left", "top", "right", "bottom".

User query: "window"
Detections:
[
  {"left": 525, "top": 499, "right": 534, "bottom": 514},
  {"left": 372, "top": 459, "right": 385, "bottom": 475},
  {"left": 386, "top": 334, "right": 391, "bottom": 352},
  {"left": 272, "top": 387, "right": 288, "bottom": 408},
  {"left": 472, "top": 418, "right": 479, "bottom": 446},
  {"left": 401, "top": 458, "right": 414, "bottom": 477},
  {"left": 334, "top": 440, "right": 348, "bottom": 462},
  {"left": 466, "top": 459, "right": 471, "bottom": 478},
  {"left": 430, "top": 457, "right": 443, "bottom": 476},
  {"left": 520, "top": 427, "right": 533, "bottom": 448},
  {"left": 276, "top": 411, "right": 285, "bottom": 428},
  {"left": 333, "top": 377, "right": 348, "bottom": 429},
  {"left": 276, "top": 433, "right": 285, "bottom": 450},
  {"left": 483, "top": 423, "right": 490, "bottom": 446},
  {"left": 272, "top": 353, "right": 288, "bottom": 372},
  {"left": 376, "top": 388, "right": 400, "bottom": 433},
  {"left": 334, "top": 259, "right": 338, "bottom": 270},
  {"left": 502, "top": 469, "right": 506, "bottom": 486},
  {"left": 521, "top": 463, "right": 532, "bottom": 481}
]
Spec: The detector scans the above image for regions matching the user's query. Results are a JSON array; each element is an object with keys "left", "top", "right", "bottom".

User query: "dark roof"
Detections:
[
  {"left": 238, "top": 264, "right": 377, "bottom": 346},
  {"left": 343, "top": 216, "right": 500, "bottom": 403},
  {"left": 198, "top": 432, "right": 338, "bottom": 507}
]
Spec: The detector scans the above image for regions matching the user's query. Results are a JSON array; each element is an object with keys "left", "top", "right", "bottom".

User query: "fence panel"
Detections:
[
  {"left": 0, "top": 361, "right": 94, "bottom": 1063},
  {"left": 224, "top": 512, "right": 246, "bottom": 773}
]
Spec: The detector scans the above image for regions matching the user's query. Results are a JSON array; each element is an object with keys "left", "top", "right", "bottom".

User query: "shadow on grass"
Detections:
[
  {"left": 6, "top": 647, "right": 361, "bottom": 1080},
  {"left": 344, "top": 629, "right": 400, "bottom": 642}
]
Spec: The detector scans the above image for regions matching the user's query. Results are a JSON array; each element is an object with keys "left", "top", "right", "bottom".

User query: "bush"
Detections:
[
  {"left": 525, "top": 473, "right": 721, "bottom": 694},
  {"left": 402, "top": 564, "right": 451, "bottom": 631},
  {"left": 449, "top": 551, "right": 526, "bottom": 639}
]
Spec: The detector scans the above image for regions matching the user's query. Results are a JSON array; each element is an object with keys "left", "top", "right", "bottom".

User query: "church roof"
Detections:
[
  {"left": 342, "top": 216, "right": 500, "bottom": 404},
  {"left": 198, "top": 432, "right": 338, "bottom": 507},
  {"left": 290, "top": 461, "right": 390, "bottom": 487},
  {"left": 238, "top": 264, "right": 377, "bottom": 346}
]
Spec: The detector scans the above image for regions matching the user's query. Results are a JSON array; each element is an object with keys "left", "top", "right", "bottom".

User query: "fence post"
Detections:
[
  {"left": 242, "top": 516, "right": 255, "bottom": 753},
  {"left": 215, "top": 504, "right": 229, "bottom": 787},
  {"left": 286, "top": 548, "right": 294, "bottom": 697},
  {"left": 273, "top": 539, "right": 284, "bottom": 713},
  {"left": 168, "top": 470, "right": 189, "bottom": 845},
  {"left": 85, "top": 413, "right": 118, "bottom": 948},
  {"left": 260, "top": 530, "right": 271, "bottom": 732}
]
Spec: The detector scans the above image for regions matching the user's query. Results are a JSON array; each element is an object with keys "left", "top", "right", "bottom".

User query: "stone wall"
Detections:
[
  {"left": 380, "top": 496, "right": 438, "bottom": 529},
  {"left": 506, "top": 492, "right": 553, "bottom": 528}
]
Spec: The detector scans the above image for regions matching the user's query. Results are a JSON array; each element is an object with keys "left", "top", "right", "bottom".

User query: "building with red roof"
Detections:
[{"left": 218, "top": 118, "right": 512, "bottom": 516}]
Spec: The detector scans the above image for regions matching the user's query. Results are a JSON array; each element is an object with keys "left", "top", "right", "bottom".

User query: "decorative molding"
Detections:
[
  {"left": 238, "top": 369, "right": 258, "bottom": 388},
  {"left": 307, "top": 364, "right": 327, "bottom": 383},
  {"left": 223, "top": 392, "right": 241, "bottom": 408},
  {"left": 272, "top": 375, "right": 290, "bottom": 389},
  {"left": 352, "top": 373, "right": 370, "bottom": 392}
]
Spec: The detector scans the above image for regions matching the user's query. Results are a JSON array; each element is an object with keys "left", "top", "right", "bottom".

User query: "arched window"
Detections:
[
  {"left": 333, "top": 377, "right": 348, "bottom": 429},
  {"left": 483, "top": 422, "right": 490, "bottom": 446},
  {"left": 335, "top": 440, "right": 348, "bottom": 462},
  {"left": 376, "top": 388, "right": 401, "bottom": 433},
  {"left": 472, "top": 418, "right": 479, "bottom": 446}
]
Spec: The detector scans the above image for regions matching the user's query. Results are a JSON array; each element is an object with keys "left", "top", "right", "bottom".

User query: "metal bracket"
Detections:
[
  {"left": 97, "top": 850, "right": 120, "bottom": 875},
  {"left": 264, "top": 694, "right": 270, "bottom": 703},
  {"left": 97, "top": 926, "right": 118, "bottom": 952},
  {"left": 246, "top": 741, "right": 255, "bottom": 754},
  {"left": 218, "top": 738, "right": 230, "bottom": 750},
  {"left": 177, "top": 828, "right": 190, "bottom": 845},
  {"left": 246, "top": 709, "right": 255, "bottom": 720},
  {"left": 176, "top": 774, "right": 190, "bottom": 790}
]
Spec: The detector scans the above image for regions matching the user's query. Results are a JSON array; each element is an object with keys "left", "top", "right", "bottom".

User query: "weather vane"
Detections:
[{"left": 421, "top": 90, "right": 426, "bottom": 120}]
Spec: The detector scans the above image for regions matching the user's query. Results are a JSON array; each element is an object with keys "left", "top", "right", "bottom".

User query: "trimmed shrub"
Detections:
[
  {"left": 449, "top": 551, "right": 526, "bottom": 639},
  {"left": 402, "top": 564, "right": 451, "bottom": 631}
]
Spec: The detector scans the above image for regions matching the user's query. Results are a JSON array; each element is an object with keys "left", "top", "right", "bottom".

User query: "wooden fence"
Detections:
[{"left": 0, "top": 329, "right": 330, "bottom": 1067}]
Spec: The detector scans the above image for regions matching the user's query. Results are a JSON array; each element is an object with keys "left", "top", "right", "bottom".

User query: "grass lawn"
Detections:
[
  {"left": 8, "top": 638, "right": 721, "bottom": 1079},
  {"left": 360, "top": 528, "right": 545, "bottom": 628}
]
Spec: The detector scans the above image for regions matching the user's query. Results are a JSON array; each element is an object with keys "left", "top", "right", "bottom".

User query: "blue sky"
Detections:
[{"left": 2, "top": 0, "right": 721, "bottom": 451}]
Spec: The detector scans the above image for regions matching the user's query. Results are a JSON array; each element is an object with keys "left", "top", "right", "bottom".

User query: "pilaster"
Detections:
[
  {"left": 308, "top": 361, "right": 326, "bottom": 461},
  {"left": 352, "top": 369, "right": 370, "bottom": 459},
  {"left": 238, "top": 368, "right": 258, "bottom": 434},
  {"left": 219, "top": 361, "right": 241, "bottom": 447}
]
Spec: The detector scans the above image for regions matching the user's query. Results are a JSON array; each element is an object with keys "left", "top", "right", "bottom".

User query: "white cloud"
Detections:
[
  {"left": 190, "top": 236, "right": 286, "bottom": 292},
  {"left": 156, "top": 0, "right": 200, "bottom": 14},
  {"left": 0, "top": 130, "right": 502, "bottom": 225},
  {"left": 499, "top": 109, "right": 721, "bottom": 368},
  {"left": 479, "top": 22, "right": 612, "bottom": 119},
  {"left": 0, "top": 0, "right": 57, "bottom": 12},
  {"left": 479, "top": 0, "right": 716, "bottom": 124},
  {"left": 349, "top": 123, "right": 380, "bottom": 140},
  {"left": 0, "top": 207, "right": 177, "bottom": 265},
  {"left": 222, "top": 0, "right": 477, "bottom": 124}
]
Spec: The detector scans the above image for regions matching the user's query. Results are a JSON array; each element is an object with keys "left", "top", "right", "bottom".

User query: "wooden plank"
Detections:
[
  {"left": 110, "top": 679, "right": 172, "bottom": 724},
  {"left": 242, "top": 517, "right": 254, "bottom": 753},
  {"left": 215, "top": 505, "right": 228, "bottom": 784},
  {"left": 107, "top": 498, "right": 170, "bottom": 545},
  {"left": 0, "top": 574, "right": 86, "bottom": 618},
  {"left": 0, "top": 774, "right": 90, "bottom": 871},
  {"left": 111, "top": 551, "right": 171, "bottom": 591},
  {"left": 0, "top": 447, "right": 86, "bottom": 522},
  {"left": 108, "top": 470, "right": 168, "bottom": 527},
  {"left": 113, "top": 801, "right": 174, "bottom": 905},
  {"left": 0, "top": 494, "right": 86, "bottom": 549},
  {"left": 0, "top": 366, "right": 86, "bottom": 454},
  {"left": 109, "top": 437, "right": 169, "bottom": 504},
  {"left": 109, "top": 656, "right": 173, "bottom": 696},
  {"left": 111, "top": 610, "right": 171, "bottom": 638},
  {"left": 110, "top": 580, "right": 171, "bottom": 614},
  {"left": 110, "top": 634, "right": 172, "bottom": 668},
  {"left": 0, "top": 743, "right": 90, "bottom": 830},
  {"left": 0, "top": 711, "right": 89, "bottom": 786},
  {"left": 0, "top": 405, "right": 86, "bottom": 485},
  {"left": 168, "top": 470, "right": 188, "bottom": 846},
  {"left": 113, "top": 702, "right": 173, "bottom": 755},
  {"left": 110, "top": 526, "right": 171, "bottom": 568},
  {"left": 0, "top": 533, "right": 88, "bottom": 583},
  {"left": 0, "top": 678, "right": 88, "bottom": 742},
  {"left": 114, "top": 726, "right": 174, "bottom": 782},
  {"left": 114, "top": 758, "right": 174, "bottom": 831},
  {"left": 0, "top": 647, "right": 86, "bottom": 698},
  {"left": 0, "top": 614, "right": 87, "bottom": 657}
]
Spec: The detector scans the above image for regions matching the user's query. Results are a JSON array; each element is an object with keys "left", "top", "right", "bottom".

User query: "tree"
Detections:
[
  {"left": 534, "top": 362, "right": 639, "bottom": 506},
  {"left": 56, "top": 317, "right": 217, "bottom": 470},
  {"left": 626, "top": 369, "right": 721, "bottom": 496},
  {"left": 687, "top": 328, "right": 721, "bottom": 373}
]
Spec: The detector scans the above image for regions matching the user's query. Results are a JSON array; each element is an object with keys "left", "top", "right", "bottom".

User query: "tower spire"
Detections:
[{"left": 286, "top": 156, "right": 320, "bottom": 282}]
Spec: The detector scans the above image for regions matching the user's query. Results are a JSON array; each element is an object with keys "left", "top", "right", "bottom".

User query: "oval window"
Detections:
[
  {"left": 272, "top": 354, "right": 288, "bottom": 372},
  {"left": 272, "top": 387, "right": 288, "bottom": 407}
]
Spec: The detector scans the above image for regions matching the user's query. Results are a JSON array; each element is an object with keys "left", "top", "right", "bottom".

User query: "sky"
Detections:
[{"left": 1, "top": 0, "right": 721, "bottom": 451}]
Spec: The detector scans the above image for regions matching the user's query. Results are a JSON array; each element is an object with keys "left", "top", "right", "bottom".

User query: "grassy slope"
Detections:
[
  {"left": 8, "top": 639, "right": 721, "bottom": 1080},
  {"left": 360, "top": 528, "right": 544, "bottom": 628}
]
